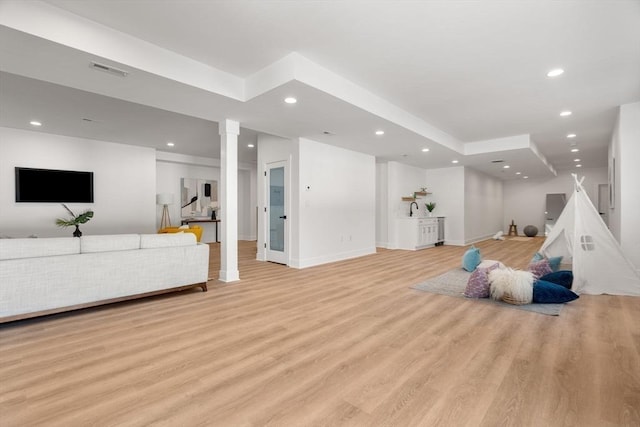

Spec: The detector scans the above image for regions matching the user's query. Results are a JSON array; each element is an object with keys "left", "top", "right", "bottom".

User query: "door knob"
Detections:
[{"left": 279, "top": 215, "right": 287, "bottom": 219}]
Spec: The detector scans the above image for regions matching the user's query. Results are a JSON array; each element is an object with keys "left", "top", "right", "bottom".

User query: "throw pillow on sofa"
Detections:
[
  {"left": 462, "top": 245, "right": 482, "bottom": 272},
  {"left": 533, "top": 280, "right": 579, "bottom": 303}
]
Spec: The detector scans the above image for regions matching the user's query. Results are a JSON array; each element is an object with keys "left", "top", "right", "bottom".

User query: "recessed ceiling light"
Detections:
[
  {"left": 167, "top": 142, "right": 175, "bottom": 147},
  {"left": 523, "top": 176, "right": 529, "bottom": 179},
  {"left": 560, "top": 111, "right": 572, "bottom": 117},
  {"left": 516, "top": 172, "right": 522, "bottom": 175},
  {"left": 567, "top": 133, "right": 577, "bottom": 138},
  {"left": 247, "top": 144, "right": 255, "bottom": 148},
  {"left": 503, "top": 165, "right": 510, "bottom": 169},
  {"left": 284, "top": 97, "right": 297, "bottom": 104},
  {"left": 421, "top": 148, "right": 430, "bottom": 152},
  {"left": 547, "top": 68, "right": 564, "bottom": 77},
  {"left": 571, "top": 148, "right": 580, "bottom": 153},
  {"left": 452, "top": 160, "right": 459, "bottom": 164},
  {"left": 29, "top": 120, "right": 42, "bottom": 126},
  {"left": 375, "top": 130, "right": 385, "bottom": 135},
  {"left": 576, "top": 164, "right": 582, "bottom": 168},
  {"left": 574, "top": 158, "right": 581, "bottom": 162}
]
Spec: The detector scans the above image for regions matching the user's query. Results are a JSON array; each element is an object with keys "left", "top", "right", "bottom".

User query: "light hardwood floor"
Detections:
[{"left": 1, "top": 238, "right": 639, "bottom": 426}]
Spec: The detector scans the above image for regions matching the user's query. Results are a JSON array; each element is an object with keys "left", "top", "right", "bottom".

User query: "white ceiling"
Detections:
[{"left": 1, "top": 0, "right": 639, "bottom": 179}]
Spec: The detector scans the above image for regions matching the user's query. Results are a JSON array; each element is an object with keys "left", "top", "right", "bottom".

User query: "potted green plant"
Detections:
[
  {"left": 56, "top": 204, "right": 94, "bottom": 237},
  {"left": 425, "top": 202, "right": 436, "bottom": 216}
]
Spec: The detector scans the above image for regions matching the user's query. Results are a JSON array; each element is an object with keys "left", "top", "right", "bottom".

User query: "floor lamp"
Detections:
[{"left": 157, "top": 193, "right": 174, "bottom": 230}]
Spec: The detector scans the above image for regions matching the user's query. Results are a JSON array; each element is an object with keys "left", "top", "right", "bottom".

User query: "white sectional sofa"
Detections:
[{"left": 0, "top": 233, "right": 209, "bottom": 322}]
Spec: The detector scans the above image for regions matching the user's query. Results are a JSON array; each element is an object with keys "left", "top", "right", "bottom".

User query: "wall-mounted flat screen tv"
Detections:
[{"left": 15, "top": 167, "right": 94, "bottom": 203}]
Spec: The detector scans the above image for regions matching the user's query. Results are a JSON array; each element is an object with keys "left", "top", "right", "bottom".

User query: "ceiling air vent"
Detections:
[
  {"left": 491, "top": 159, "right": 505, "bottom": 163},
  {"left": 90, "top": 61, "right": 129, "bottom": 77}
]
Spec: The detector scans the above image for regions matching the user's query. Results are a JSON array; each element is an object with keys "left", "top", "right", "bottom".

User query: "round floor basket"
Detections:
[{"left": 502, "top": 292, "right": 530, "bottom": 305}]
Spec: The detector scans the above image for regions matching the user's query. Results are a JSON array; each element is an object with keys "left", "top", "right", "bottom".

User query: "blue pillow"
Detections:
[
  {"left": 548, "top": 256, "right": 563, "bottom": 272},
  {"left": 531, "top": 252, "right": 563, "bottom": 272},
  {"left": 462, "top": 245, "right": 482, "bottom": 272},
  {"left": 539, "top": 270, "right": 573, "bottom": 289},
  {"left": 533, "top": 280, "right": 579, "bottom": 303}
]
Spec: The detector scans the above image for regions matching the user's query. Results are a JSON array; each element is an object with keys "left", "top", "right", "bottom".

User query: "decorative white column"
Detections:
[{"left": 219, "top": 119, "right": 240, "bottom": 282}]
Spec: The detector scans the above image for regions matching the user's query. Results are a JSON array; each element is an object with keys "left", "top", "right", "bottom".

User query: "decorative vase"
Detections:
[{"left": 73, "top": 225, "right": 82, "bottom": 237}]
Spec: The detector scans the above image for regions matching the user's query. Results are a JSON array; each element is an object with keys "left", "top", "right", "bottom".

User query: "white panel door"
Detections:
[{"left": 266, "top": 161, "right": 288, "bottom": 264}]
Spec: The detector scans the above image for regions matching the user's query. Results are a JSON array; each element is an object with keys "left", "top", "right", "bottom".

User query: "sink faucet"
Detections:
[{"left": 410, "top": 201, "right": 418, "bottom": 217}]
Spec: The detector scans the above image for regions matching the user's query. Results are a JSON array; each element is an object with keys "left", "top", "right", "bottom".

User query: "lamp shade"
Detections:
[{"left": 156, "top": 193, "right": 174, "bottom": 206}]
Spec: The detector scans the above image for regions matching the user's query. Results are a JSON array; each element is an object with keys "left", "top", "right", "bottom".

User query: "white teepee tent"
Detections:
[{"left": 539, "top": 174, "right": 640, "bottom": 296}]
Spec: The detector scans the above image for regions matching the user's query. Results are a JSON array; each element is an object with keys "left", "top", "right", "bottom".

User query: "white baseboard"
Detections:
[
  {"left": 375, "top": 240, "right": 389, "bottom": 249},
  {"left": 289, "top": 247, "right": 377, "bottom": 269},
  {"left": 464, "top": 234, "right": 495, "bottom": 246}
]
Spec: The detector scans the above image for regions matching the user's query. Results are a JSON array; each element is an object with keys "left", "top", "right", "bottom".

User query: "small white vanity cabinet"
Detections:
[{"left": 396, "top": 217, "right": 439, "bottom": 250}]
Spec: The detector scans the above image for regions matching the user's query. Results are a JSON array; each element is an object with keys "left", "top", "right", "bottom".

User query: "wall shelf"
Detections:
[{"left": 402, "top": 190, "right": 432, "bottom": 202}]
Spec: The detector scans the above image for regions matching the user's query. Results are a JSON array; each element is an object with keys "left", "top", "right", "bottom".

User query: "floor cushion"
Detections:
[
  {"left": 464, "top": 262, "right": 500, "bottom": 298},
  {"left": 462, "top": 245, "right": 482, "bottom": 272},
  {"left": 538, "top": 270, "right": 573, "bottom": 289},
  {"left": 528, "top": 258, "right": 553, "bottom": 279},
  {"left": 533, "top": 280, "right": 579, "bottom": 303},
  {"left": 489, "top": 268, "right": 534, "bottom": 305}
]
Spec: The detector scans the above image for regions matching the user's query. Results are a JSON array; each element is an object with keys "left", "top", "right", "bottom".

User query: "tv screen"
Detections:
[{"left": 15, "top": 167, "right": 94, "bottom": 203}]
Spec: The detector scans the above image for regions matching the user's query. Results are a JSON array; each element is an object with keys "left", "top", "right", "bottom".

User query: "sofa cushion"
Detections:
[
  {"left": 0, "top": 237, "right": 80, "bottom": 260},
  {"left": 81, "top": 234, "right": 141, "bottom": 253},
  {"left": 140, "top": 233, "right": 196, "bottom": 249}
]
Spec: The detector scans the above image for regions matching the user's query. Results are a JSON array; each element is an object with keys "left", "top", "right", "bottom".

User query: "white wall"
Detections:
[
  {"left": 426, "top": 167, "right": 465, "bottom": 245},
  {"left": 387, "top": 161, "right": 428, "bottom": 219},
  {"left": 379, "top": 163, "right": 474, "bottom": 247},
  {"left": 610, "top": 101, "right": 640, "bottom": 270},
  {"left": 0, "top": 127, "right": 156, "bottom": 237},
  {"left": 256, "top": 134, "right": 295, "bottom": 261},
  {"left": 375, "top": 162, "right": 388, "bottom": 247},
  {"left": 503, "top": 167, "right": 607, "bottom": 236},
  {"left": 257, "top": 136, "right": 375, "bottom": 268},
  {"left": 464, "top": 168, "right": 503, "bottom": 243},
  {"left": 609, "top": 113, "right": 621, "bottom": 240},
  {"left": 156, "top": 152, "right": 257, "bottom": 242},
  {"left": 386, "top": 161, "right": 430, "bottom": 248},
  {"left": 295, "top": 138, "right": 376, "bottom": 268}
]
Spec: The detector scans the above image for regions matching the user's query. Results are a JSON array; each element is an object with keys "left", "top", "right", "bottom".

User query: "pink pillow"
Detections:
[
  {"left": 528, "top": 258, "right": 553, "bottom": 279},
  {"left": 464, "top": 263, "right": 500, "bottom": 298}
]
